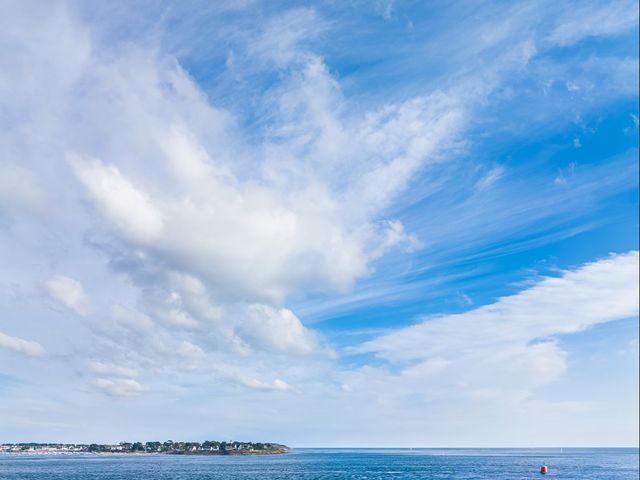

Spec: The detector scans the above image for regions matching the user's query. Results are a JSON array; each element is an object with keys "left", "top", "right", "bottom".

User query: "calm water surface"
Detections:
[{"left": 0, "top": 448, "right": 637, "bottom": 479}]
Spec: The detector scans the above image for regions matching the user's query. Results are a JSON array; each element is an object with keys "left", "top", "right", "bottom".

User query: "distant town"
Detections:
[{"left": 0, "top": 440, "right": 289, "bottom": 455}]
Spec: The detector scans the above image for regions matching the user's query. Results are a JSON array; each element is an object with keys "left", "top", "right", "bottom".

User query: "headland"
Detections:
[{"left": 0, "top": 440, "right": 289, "bottom": 455}]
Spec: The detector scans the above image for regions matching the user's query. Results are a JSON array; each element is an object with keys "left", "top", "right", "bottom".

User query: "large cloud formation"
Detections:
[
  {"left": 1, "top": 2, "right": 468, "bottom": 391},
  {"left": 0, "top": 0, "right": 637, "bottom": 446}
]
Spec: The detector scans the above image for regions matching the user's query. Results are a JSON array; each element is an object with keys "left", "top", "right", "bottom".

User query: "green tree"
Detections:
[
  {"left": 131, "top": 442, "right": 144, "bottom": 452},
  {"left": 146, "top": 441, "right": 161, "bottom": 452}
]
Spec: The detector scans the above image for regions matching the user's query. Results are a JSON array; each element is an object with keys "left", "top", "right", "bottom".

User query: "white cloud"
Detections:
[
  {"left": 252, "top": 8, "right": 325, "bottom": 67},
  {"left": 49, "top": 34, "right": 636, "bottom": 388},
  {"left": 67, "top": 153, "right": 164, "bottom": 245},
  {"left": 45, "top": 275, "right": 90, "bottom": 316},
  {"left": 352, "top": 252, "right": 639, "bottom": 395},
  {"left": 236, "top": 376, "right": 291, "bottom": 392},
  {"left": 90, "top": 361, "right": 138, "bottom": 379},
  {"left": 0, "top": 3, "right": 637, "bottom": 448},
  {"left": 44, "top": 20, "right": 467, "bottom": 378},
  {"left": 93, "top": 378, "right": 145, "bottom": 397},
  {"left": 547, "top": 0, "right": 638, "bottom": 46},
  {"left": 375, "top": 0, "right": 395, "bottom": 20},
  {"left": 475, "top": 165, "right": 505, "bottom": 191},
  {"left": 0, "top": 331, "right": 45, "bottom": 357},
  {"left": 380, "top": 220, "right": 423, "bottom": 253},
  {"left": 241, "top": 305, "right": 318, "bottom": 355},
  {"left": 4, "top": 5, "right": 554, "bottom": 389},
  {"left": 566, "top": 81, "right": 580, "bottom": 92},
  {"left": 459, "top": 292, "right": 474, "bottom": 306},
  {"left": 359, "top": 251, "right": 639, "bottom": 360}
]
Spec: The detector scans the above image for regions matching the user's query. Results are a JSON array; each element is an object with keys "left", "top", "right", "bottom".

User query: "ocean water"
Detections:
[{"left": 0, "top": 448, "right": 637, "bottom": 479}]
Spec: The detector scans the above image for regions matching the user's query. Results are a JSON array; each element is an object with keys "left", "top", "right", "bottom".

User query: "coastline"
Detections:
[
  {"left": 0, "top": 449, "right": 290, "bottom": 456},
  {"left": 0, "top": 442, "right": 290, "bottom": 456}
]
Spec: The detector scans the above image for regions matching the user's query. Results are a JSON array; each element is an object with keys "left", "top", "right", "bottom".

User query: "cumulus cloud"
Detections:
[
  {"left": 0, "top": 331, "right": 45, "bottom": 357},
  {"left": 68, "top": 130, "right": 378, "bottom": 305},
  {"left": 45, "top": 276, "right": 90, "bottom": 316},
  {"left": 240, "top": 305, "right": 318, "bottom": 355},
  {"left": 40, "top": 3, "right": 470, "bottom": 387},
  {"left": 67, "top": 154, "right": 164, "bottom": 245}
]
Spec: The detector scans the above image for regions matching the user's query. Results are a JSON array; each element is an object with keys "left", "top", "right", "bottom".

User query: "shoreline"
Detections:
[
  {"left": 0, "top": 450, "right": 290, "bottom": 457},
  {"left": 0, "top": 441, "right": 290, "bottom": 456}
]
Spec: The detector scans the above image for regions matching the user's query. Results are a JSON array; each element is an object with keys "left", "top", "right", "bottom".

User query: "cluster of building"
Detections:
[
  {"left": 0, "top": 441, "right": 288, "bottom": 455},
  {"left": 1, "top": 444, "right": 92, "bottom": 454}
]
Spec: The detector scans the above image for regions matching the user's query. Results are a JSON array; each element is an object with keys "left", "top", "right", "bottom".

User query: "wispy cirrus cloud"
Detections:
[
  {"left": 0, "top": 0, "right": 637, "bottom": 446},
  {"left": 291, "top": 252, "right": 639, "bottom": 446},
  {"left": 353, "top": 252, "right": 639, "bottom": 370},
  {"left": 5, "top": 0, "right": 637, "bottom": 393},
  {"left": 546, "top": 0, "right": 639, "bottom": 47}
]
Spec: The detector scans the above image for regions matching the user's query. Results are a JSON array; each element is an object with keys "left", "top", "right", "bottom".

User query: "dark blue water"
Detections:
[{"left": 0, "top": 448, "right": 637, "bottom": 479}]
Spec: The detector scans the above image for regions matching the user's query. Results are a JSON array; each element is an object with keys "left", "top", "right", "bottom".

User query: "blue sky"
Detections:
[{"left": 0, "top": 0, "right": 638, "bottom": 447}]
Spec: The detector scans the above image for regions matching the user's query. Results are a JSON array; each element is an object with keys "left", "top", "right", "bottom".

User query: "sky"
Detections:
[{"left": 0, "top": 0, "right": 638, "bottom": 447}]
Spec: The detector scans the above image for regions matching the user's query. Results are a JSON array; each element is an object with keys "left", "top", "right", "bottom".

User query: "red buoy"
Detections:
[{"left": 540, "top": 465, "right": 549, "bottom": 475}]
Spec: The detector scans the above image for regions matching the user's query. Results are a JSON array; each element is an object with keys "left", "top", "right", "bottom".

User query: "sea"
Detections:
[{"left": 0, "top": 448, "right": 638, "bottom": 479}]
